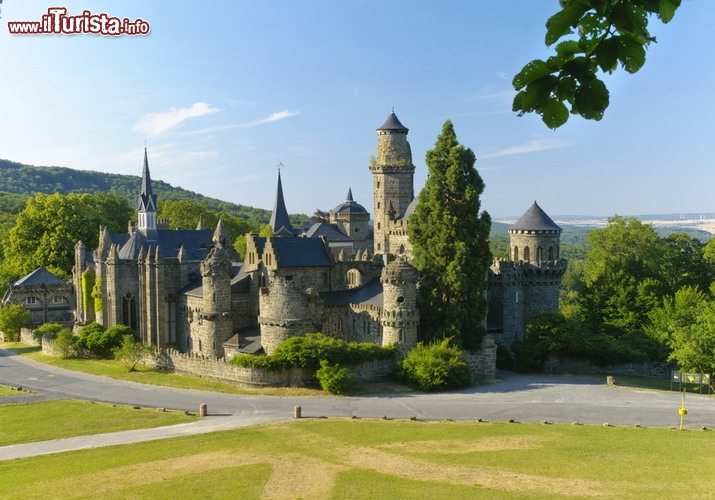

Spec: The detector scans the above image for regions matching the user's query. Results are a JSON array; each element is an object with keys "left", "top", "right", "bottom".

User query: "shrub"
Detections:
[
  {"left": 315, "top": 360, "right": 355, "bottom": 394},
  {"left": 32, "top": 322, "right": 65, "bottom": 343},
  {"left": 75, "top": 323, "right": 129, "bottom": 356},
  {"left": 0, "top": 304, "right": 31, "bottom": 342},
  {"left": 54, "top": 328, "right": 77, "bottom": 359},
  {"left": 229, "top": 333, "right": 396, "bottom": 371},
  {"left": 113, "top": 334, "right": 154, "bottom": 372},
  {"left": 398, "top": 338, "right": 471, "bottom": 392}
]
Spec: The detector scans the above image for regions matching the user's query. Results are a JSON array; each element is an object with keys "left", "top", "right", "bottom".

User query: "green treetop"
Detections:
[{"left": 409, "top": 120, "right": 492, "bottom": 350}]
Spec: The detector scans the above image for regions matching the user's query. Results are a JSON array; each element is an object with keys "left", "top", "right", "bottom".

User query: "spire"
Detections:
[
  {"left": 137, "top": 148, "right": 157, "bottom": 212},
  {"left": 346, "top": 188, "right": 354, "bottom": 202},
  {"left": 136, "top": 148, "right": 158, "bottom": 240},
  {"left": 268, "top": 170, "right": 294, "bottom": 236},
  {"left": 213, "top": 219, "right": 230, "bottom": 248}
]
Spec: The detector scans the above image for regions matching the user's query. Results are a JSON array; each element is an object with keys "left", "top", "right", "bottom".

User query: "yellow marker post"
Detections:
[{"left": 678, "top": 393, "right": 688, "bottom": 430}]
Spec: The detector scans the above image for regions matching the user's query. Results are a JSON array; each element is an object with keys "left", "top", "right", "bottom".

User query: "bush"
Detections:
[
  {"left": 32, "top": 322, "right": 66, "bottom": 343},
  {"left": 113, "top": 335, "right": 154, "bottom": 372},
  {"left": 398, "top": 338, "right": 471, "bottom": 392},
  {"left": 315, "top": 360, "right": 355, "bottom": 394},
  {"left": 229, "top": 333, "right": 396, "bottom": 370},
  {"left": 54, "top": 328, "right": 77, "bottom": 359},
  {"left": 75, "top": 323, "right": 130, "bottom": 357},
  {"left": 0, "top": 304, "right": 31, "bottom": 342}
]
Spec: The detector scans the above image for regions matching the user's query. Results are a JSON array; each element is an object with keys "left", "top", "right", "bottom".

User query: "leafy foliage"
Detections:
[
  {"left": 398, "top": 338, "right": 471, "bottom": 392},
  {"left": 1, "top": 193, "right": 133, "bottom": 279},
  {"left": 315, "top": 360, "right": 355, "bottom": 394},
  {"left": 409, "top": 121, "right": 491, "bottom": 350},
  {"left": 75, "top": 323, "right": 130, "bottom": 357},
  {"left": 0, "top": 304, "right": 31, "bottom": 341},
  {"left": 32, "top": 322, "right": 67, "bottom": 343},
  {"left": 513, "top": 0, "right": 682, "bottom": 128},
  {"left": 113, "top": 334, "right": 155, "bottom": 372},
  {"left": 229, "top": 333, "right": 396, "bottom": 371}
]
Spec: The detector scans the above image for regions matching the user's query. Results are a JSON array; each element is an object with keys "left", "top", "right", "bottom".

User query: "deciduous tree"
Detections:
[
  {"left": 514, "top": 0, "right": 682, "bottom": 128},
  {"left": 409, "top": 120, "right": 492, "bottom": 350}
]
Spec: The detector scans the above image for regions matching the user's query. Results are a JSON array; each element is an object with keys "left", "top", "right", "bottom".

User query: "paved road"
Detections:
[{"left": 2, "top": 348, "right": 714, "bottom": 460}]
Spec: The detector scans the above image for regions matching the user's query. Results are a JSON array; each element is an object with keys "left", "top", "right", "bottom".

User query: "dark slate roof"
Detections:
[
  {"left": 301, "top": 223, "right": 352, "bottom": 242},
  {"left": 333, "top": 188, "right": 369, "bottom": 215},
  {"left": 137, "top": 148, "right": 157, "bottom": 212},
  {"left": 255, "top": 237, "right": 333, "bottom": 268},
  {"left": 14, "top": 267, "right": 66, "bottom": 286},
  {"left": 181, "top": 262, "right": 246, "bottom": 297},
  {"left": 510, "top": 201, "right": 562, "bottom": 232},
  {"left": 268, "top": 171, "right": 294, "bottom": 235},
  {"left": 117, "top": 229, "right": 214, "bottom": 261},
  {"left": 320, "top": 278, "right": 383, "bottom": 307},
  {"left": 377, "top": 111, "right": 408, "bottom": 132},
  {"left": 396, "top": 197, "right": 417, "bottom": 221}
]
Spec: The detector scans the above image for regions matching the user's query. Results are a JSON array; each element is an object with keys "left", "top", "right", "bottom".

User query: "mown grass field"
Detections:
[
  {"left": 2, "top": 418, "right": 715, "bottom": 499},
  {"left": 0, "top": 398, "right": 198, "bottom": 446}
]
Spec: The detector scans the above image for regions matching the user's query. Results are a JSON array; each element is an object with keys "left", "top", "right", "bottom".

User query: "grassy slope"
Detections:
[{"left": 2, "top": 419, "right": 714, "bottom": 499}]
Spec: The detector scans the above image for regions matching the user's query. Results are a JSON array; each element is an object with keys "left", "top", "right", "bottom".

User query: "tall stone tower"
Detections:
[
  {"left": 136, "top": 148, "right": 157, "bottom": 241},
  {"left": 371, "top": 111, "right": 415, "bottom": 255},
  {"left": 488, "top": 201, "right": 567, "bottom": 343},
  {"left": 197, "top": 220, "right": 234, "bottom": 357},
  {"left": 380, "top": 258, "right": 419, "bottom": 356}
]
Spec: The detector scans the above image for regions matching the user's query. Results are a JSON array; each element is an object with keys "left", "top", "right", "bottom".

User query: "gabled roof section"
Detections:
[
  {"left": 14, "top": 267, "right": 67, "bottom": 286},
  {"left": 377, "top": 111, "right": 408, "bottom": 132},
  {"left": 116, "top": 229, "right": 213, "bottom": 261},
  {"left": 137, "top": 148, "right": 157, "bottom": 212},
  {"left": 396, "top": 197, "right": 417, "bottom": 221},
  {"left": 301, "top": 223, "right": 353, "bottom": 241},
  {"left": 510, "top": 201, "right": 562, "bottom": 232},
  {"left": 260, "top": 237, "right": 334, "bottom": 268},
  {"left": 268, "top": 170, "right": 294, "bottom": 236},
  {"left": 320, "top": 278, "right": 383, "bottom": 307}
]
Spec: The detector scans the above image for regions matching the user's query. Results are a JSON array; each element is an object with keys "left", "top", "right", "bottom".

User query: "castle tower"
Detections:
[
  {"left": 136, "top": 148, "right": 158, "bottom": 241},
  {"left": 489, "top": 201, "right": 567, "bottom": 342},
  {"left": 371, "top": 111, "right": 415, "bottom": 255},
  {"left": 508, "top": 201, "right": 562, "bottom": 264},
  {"left": 380, "top": 258, "right": 419, "bottom": 356},
  {"left": 197, "top": 222, "right": 234, "bottom": 357},
  {"left": 330, "top": 188, "right": 370, "bottom": 242},
  {"left": 268, "top": 170, "right": 295, "bottom": 236}
]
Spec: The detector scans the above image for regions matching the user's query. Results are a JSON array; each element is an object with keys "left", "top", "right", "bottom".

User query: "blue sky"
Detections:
[{"left": 1, "top": 1, "right": 713, "bottom": 220}]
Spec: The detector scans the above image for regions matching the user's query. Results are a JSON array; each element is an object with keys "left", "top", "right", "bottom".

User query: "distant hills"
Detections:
[{"left": 0, "top": 158, "right": 309, "bottom": 227}]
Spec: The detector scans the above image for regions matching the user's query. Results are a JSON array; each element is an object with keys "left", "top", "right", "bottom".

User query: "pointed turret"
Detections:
[
  {"left": 268, "top": 170, "right": 294, "bottom": 236},
  {"left": 212, "top": 219, "right": 230, "bottom": 248},
  {"left": 196, "top": 217, "right": 205, "bottom": 231},
  {"left": 136, "top": 148, "right": 158, "bottom": 240}
]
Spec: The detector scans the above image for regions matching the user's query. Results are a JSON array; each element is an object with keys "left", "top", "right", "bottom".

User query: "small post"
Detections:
[
  {"left": 607, "top": 376, "right": 615, "bottom": 386},
  {"left": 199, "top": 403, "right": 207, "bottom": 417},
  {"left": 293, "top": 406, "right": 302, "bottom": 419},
  {"left": 678, "top": 394, "right": 688, "bottom": 430}
]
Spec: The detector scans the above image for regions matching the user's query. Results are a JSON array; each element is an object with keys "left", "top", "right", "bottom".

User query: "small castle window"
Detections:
[
  {"left": 397, "top": 296, "right": 404, "bottom": 304},
  {"left": 285, "top": 275, "right": 293, "bottom": 282},
  {"left": 53, "top": 296, "right": 65, "bottom": 303},
  {"left": 355, "top": 228, "right": 359, "bottom": 233},
  {"left": 26, "top": 297, "right": 37, "bottom": 304}
]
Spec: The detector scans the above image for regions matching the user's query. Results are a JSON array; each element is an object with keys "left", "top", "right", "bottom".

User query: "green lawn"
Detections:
[
  {"left": 2, "top": 418, "right": 714, "bottom": 499},
  {"left": 0, "top": 400, "right": 198, "bottom": 446}
]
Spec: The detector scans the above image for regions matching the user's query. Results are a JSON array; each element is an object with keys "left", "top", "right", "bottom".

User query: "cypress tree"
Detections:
[{"left": 409, "top": 120, "right": 492, "bottom": 350}]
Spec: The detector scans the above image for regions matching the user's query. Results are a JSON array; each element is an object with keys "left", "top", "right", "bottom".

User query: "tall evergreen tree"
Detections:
[{"left": 409, "top": 120, "right": 492, "bottom": 350}]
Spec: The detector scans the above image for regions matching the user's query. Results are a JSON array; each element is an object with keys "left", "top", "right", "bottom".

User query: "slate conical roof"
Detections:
[
  {"left": 377, "top": 111, "right": 408, "bottom": 132},
  {"left": 510, "top": 201, "right": 562, "bottom": 232},
  {"left": 268, "top": 170, "right": 294, "bottom": 236},
  {"left": 137, "top": 148, "right": 157, "bottom": 212},
  {"left": 333, "top": 188, "right": 368, "bottom": 214}
]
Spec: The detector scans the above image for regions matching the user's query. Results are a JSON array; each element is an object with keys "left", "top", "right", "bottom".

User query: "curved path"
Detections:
[{"left": 2, "top": 348, "right": 714, "bottom": 460}]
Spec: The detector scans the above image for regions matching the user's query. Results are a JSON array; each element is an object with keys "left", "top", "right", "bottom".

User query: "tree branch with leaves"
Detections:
[{"left": 513, "top": 0, "right": 681, "bottom": 128}]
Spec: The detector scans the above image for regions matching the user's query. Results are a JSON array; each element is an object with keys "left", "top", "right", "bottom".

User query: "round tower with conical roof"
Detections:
[
  {"left": 371, "top": 111, "right": 415, "bottom": 256},
  {"left": 508, "top": 201, "right": 562, "bottom": 265}
]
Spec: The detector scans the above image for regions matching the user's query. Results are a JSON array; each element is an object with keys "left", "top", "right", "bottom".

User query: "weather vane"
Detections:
[{"left": 276, "top": 160, "right": 285, "bottom": 169}]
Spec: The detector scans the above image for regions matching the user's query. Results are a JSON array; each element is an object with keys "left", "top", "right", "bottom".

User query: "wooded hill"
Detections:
[{"left": 0, "top": 158, "right": 309, "bottom": 228}]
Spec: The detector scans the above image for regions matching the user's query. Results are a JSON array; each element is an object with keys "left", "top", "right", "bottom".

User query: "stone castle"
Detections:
[{"left": 70, "top": 111, "right": 566, "bottom": 358}]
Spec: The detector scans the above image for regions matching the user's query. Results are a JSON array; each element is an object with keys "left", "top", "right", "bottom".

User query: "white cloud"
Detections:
[
  {"left": 481, "top": 138, "right": 572, "bottom": 158},
  {"left": 245, "top": 109, "right": 299, "bottom": 126},
  {"left": 133, "top": 102, "right": 221, "bottom": 136}
]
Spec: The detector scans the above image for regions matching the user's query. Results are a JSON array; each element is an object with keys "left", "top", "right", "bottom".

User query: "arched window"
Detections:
[
  {"left": 537, "top": 247, "right": 543, "bottom": 264},
  {"left": 513, "top": 246, "right": 519, "bottom": 261},
  {"left": 523, "top": 247, "right": 530, "bottom": 263},
  {"left": 548, "top": 246, "right": 554, "bottom": 261},
  {"left": 347, "top": 269, "right": 362, "bottom": 289}
]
